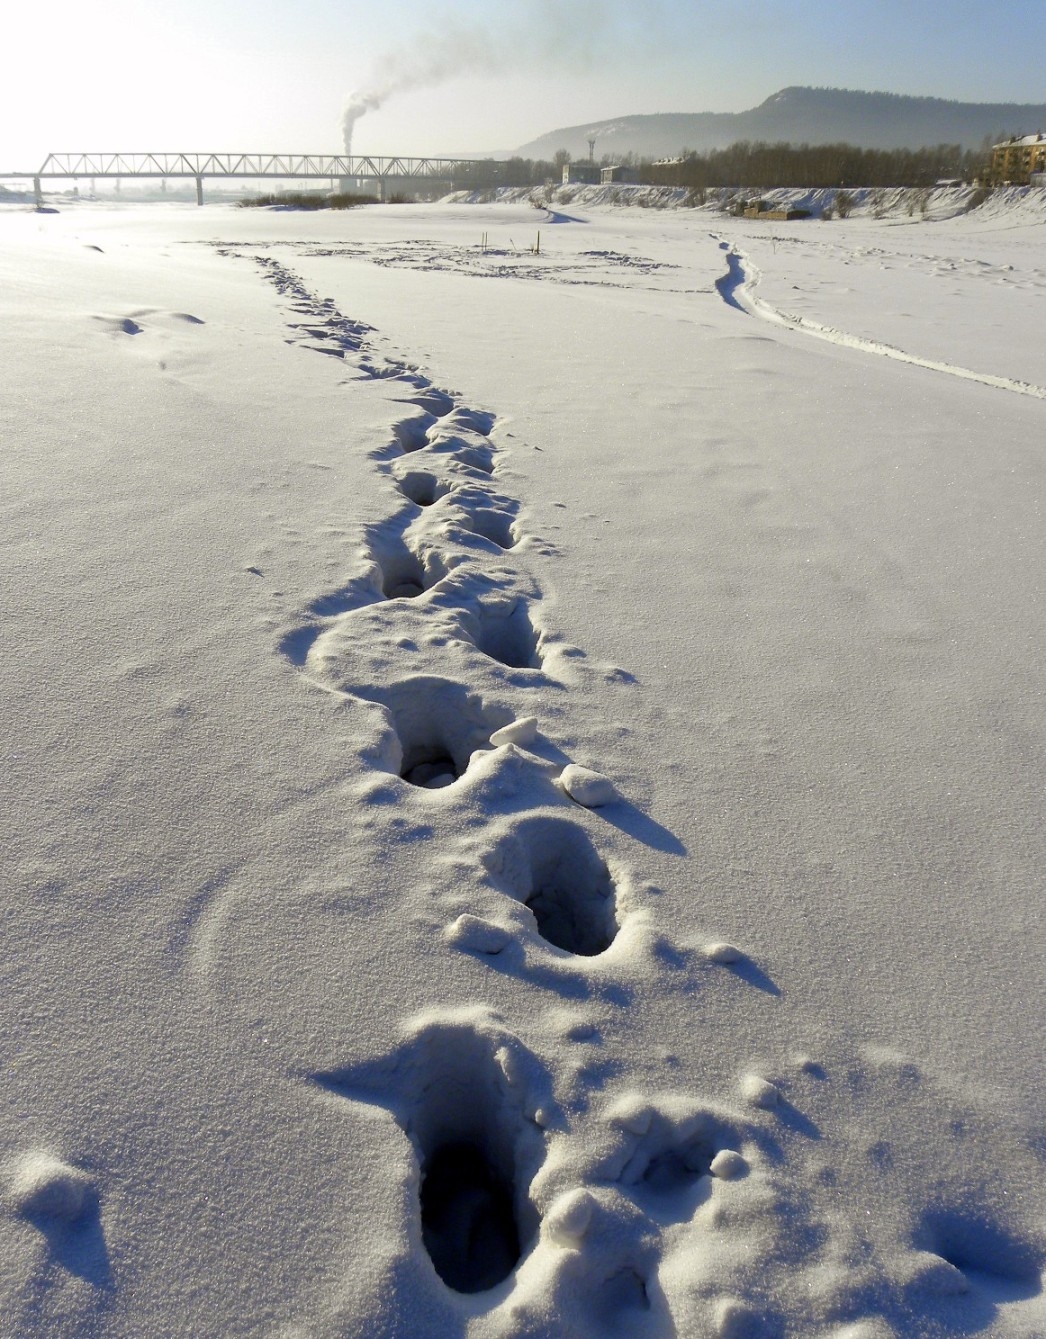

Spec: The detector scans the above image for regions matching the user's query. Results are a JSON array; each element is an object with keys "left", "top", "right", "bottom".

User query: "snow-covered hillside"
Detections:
[{"left": 1, "top": 196, "right": 1043, "bottom": 1338}]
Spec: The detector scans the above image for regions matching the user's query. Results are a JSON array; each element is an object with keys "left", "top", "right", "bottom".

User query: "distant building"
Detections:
[
  {"left": 600, "top": 165, "right": 638, "bottom": 185},
  {"left": 991, "top": 134, "right": 1046, "bottom": 184},
  {"left": 561, "top": 160, "right": 601, "bottom": 186}
]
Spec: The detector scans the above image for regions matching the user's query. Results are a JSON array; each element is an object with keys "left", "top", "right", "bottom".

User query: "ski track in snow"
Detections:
[
  {"left": 712, "top": 235, "right": 1046, "bottom": 400},
  {"left": 154, "top": 243, "right": 1046, "bottom": 1336}
]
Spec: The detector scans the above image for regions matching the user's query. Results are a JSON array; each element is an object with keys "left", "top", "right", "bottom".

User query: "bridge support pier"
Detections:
[
  {"left": 196, "top": 175, "right": 204, "bottom": 206},
  {"left": 33, "top": 176, "right": 42, "bottom": 208}
]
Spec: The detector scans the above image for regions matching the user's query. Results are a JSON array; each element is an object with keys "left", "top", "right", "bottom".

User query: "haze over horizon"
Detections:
[{"left": 3, "top": 0, "right": 1045, "bottom": 167}]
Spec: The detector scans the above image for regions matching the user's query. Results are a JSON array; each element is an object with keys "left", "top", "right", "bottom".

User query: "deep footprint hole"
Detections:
[
  {"left": 474, "top": 602, "right": 542, "bottom": 670},
  {"left": 371, "top": 677, "right": 508, "bottom": 790},
  {"left": 380, "top": 550, "right": 428, "bottom": 600},
  {"left": 493, "top": 818, "right": 618, "bottom": 956},
  {"left": 461, "top": 508, "right": 517, "bottom": 550},
  {"left": 420, "top": 1141, "right": 522, "bottom": 1294},
  {"left": 406, "top": 1024, "right": 541, "bottom": 1295},
  {"left": 641, "top": 1145, "right": 709, "bottom": 1193},
  {"left": 407, "top": 389, "right": 455, "bottom": 416},
  {"left": 368, "top": 528, "right": 447, "bottom": 602},
  {"left": 312, "top": 1022, "right": 542, "bottom": 1298},
  {"left": 397, "top": 471, "right": 452, "bottom": 508},
  {"left": 527, "top": 873, "right": 616, "bottom": 957},
  {"left": 392, "top": 413, "right": 436, "bottom": 453},
  {"left": 401, "top": 745, "right": 459, "bottom": 789}
]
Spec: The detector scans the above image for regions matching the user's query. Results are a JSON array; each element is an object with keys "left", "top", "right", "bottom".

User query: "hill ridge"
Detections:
[{"left": 515, "top": 86, "right": 1046, "bottom": 160}]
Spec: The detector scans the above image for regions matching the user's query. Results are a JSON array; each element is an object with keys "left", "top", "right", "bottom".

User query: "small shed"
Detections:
[{"left": 600, "top": 165, "right": 637, "bottom": 185}]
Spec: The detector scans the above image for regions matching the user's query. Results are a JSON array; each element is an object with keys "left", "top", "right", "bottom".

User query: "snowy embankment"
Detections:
[
  {"left": 1, "top": 199, "right": 1044, "bottom": 1338},
  {"left": 448, "top": 180, "right": 1046, "bottom": 223}
]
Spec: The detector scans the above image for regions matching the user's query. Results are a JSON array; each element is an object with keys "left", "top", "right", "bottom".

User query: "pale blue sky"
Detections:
[{"left": 2, "top": 0, "right": 1044, "bottom": 166}]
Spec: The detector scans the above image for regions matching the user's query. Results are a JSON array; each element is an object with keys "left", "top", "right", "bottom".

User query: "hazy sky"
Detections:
[{"left": 3, "top": 0, "right": 1044, "bottom": 166}]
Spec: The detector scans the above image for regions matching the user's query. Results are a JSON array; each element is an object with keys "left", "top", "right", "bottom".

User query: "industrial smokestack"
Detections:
[{"left": 342, "top": 90, "right": 383, "bottom": 156}]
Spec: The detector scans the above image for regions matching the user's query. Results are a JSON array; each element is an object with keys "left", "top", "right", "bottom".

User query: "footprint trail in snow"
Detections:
[{"left": 196, "top": 246, "right": 1046, "bottom": 1338}]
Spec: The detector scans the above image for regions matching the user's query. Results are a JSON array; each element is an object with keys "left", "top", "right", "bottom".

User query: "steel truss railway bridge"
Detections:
[{"left": 11, "top": 152, "right": 502, "bottom": 205}]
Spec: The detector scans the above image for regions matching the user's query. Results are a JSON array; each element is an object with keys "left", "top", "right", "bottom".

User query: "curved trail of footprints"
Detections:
[
  {"left": 226, "top": 250, "right": 1046, "bottom": 1336},
  {"left": 713, "top": 235, "right": 1046, "bottom": 400}
]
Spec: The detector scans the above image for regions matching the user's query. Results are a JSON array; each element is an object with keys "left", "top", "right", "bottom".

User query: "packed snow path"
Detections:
[{"left": 0, "top": 200, "right": 1043, "bottom": 1338}]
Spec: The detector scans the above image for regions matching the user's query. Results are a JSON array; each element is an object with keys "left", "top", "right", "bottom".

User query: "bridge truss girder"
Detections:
[{"left": 35, "top": 152, "right": 489, "bottom": 181}]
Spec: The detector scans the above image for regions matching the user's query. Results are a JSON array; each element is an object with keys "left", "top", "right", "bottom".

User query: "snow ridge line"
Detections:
[{"left": 720, "top": 243, "right": 1046, "bottom": 400}]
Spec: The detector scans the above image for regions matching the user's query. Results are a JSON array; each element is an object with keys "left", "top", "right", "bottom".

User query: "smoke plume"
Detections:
[{"left": 341, "top": 0, "right": 665, "bottom": 154}]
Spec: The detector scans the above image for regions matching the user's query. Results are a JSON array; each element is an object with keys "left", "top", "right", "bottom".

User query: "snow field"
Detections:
[{"left": 0, "top": 200, "right": 1043, "bottom": 1337}]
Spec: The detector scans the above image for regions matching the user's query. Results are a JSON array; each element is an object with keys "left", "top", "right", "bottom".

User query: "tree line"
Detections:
[
  {"left": 449, "top": 141, "right": 992, "bottom": 192},
  {"left": 643, "top": 141, "right": 989, "bottom": 189}
]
